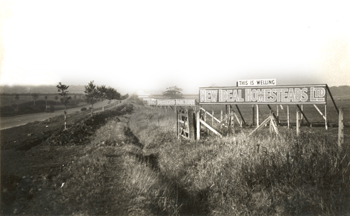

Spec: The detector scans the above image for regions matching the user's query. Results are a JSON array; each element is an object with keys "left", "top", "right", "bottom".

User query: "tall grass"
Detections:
[{"left": 129, "top": 105, "right": 350, "bottom": 215}]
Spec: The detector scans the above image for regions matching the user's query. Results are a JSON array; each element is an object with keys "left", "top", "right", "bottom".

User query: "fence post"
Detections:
[
  {"left": 256, "top": 105, "right": 259, "bottom": 128},
  {"left": 229, "top": 115, "right": 234, "bottom": 135},
  {"left": 338, "top": 107, "right": 344, "bottom": 148},
  {"left": 287, "top": 105, "right": 290, "bottom": 129},
  {"left": 212, "top": 110, "right": 214, "bottom": 128},
  {"left": 220, "top": 110, "right": 223, "bottom": 122},
  {"left": 296, "top": 111, "right": 300, "bottom": 137},
  {"left": 300, "top": 105, "right": 304, "bottom": 125},
  {"left": 177, "top": 110, "right": 179, "bottom": 139},
  {"left": 196, "top": 110, "right": 200, "bottom": 140},
  {"left": 188, "top": 109, "right": 195, "bottom": 140},
  {"left": 325, "top": 104, "right": 328, "bottom": 130},
  {"left": 276, "top": 105, "right": 279, "bottom": 124},
  {"left": 252, "top": 105, "right": 255, "bottom": 127},
  {"left": 203, "top": 110, "right": 208, "bottom": 134}
]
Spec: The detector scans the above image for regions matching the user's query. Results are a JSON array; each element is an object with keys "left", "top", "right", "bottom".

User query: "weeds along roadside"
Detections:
[
  {"left": 16, "top": 99, "right": 182, "bottom": 215},
  {"left": 128, "top": 106, "right": 350, "bottom": 215},
  {"left": 2, "top": 102, "right": 136, "bottom": 215}
]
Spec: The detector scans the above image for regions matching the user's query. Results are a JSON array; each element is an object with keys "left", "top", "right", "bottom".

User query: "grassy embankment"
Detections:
[
  {"left": 126, "top": 104, "right": 350, "bottom": 215},
  {"left": 6, "top": 96, "right": 349, "bottom": 215}
]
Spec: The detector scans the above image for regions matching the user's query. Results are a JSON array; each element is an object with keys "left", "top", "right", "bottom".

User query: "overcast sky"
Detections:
[{"left": 1, "top": 0, "right": 349, "bottom": 94}]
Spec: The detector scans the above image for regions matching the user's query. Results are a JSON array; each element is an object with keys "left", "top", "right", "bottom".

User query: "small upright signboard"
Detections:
[{"left": 237, "top": 79, "right": 276, "bottom": 87}]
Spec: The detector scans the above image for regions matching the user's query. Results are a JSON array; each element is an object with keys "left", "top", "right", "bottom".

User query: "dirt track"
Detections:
[{"left": 1, "top": 103, "right": 135, "bottom": 215}]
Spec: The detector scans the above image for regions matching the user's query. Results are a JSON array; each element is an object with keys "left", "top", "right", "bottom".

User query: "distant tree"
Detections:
[
  {"left": 97, "top": 85, "right": 108, "bottom": 101},
  {"left": 163, "top": 86, "right": 183, "bottom": 99},
  {"left": 15, "top": 94, "right": 19, "bottom": 106},
  {"left": 105, "top": 87, "right": 121, "bottom": 100},
  {"left": 121, "top": 93, "right": 129, "bottom": 100},
  {"left": 84, "top": 81, "right": 99, "bottom": 116},
  {"left": 57, "top": 82, "right": 71, "bottom": 130},
  {"left": 14, "top": 94, "right": 20, "bottom": 112},
  {"left": 44, "top": 95, "right": 48, "bottom": 106},
  {"left": 32, "top": 93, "right": 39, "bottom": 106}
]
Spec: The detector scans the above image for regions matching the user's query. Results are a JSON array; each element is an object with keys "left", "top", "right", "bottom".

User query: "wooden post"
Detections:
[
  {"left": 252, "top": 105, "right": 255, "bottom": 127},
  {"left": 325, "top": 104, "right": 328, "bottom": 130},
  {"left": 235, "top": 105, "right": 246, "bottom": 126},
  {"left": 211, "top": 110, "right": 214, "bottom": 127},
  {"left": 203, "top": 110, "right": 208, "bottom": 134},
  {"left": 276, "top": 105, "right": 279, "bottom": 124},
  {"left": 338, "top": 107, "right": 344, "bottom": 148},
  {"left": 188, "top": 109, "right": 195, "bottom": 140},
  {"left": 300, "top": 105, "right": 304, "bottom": 125},
  {"left": 287, "top": 105, "right": 290, "bottom": 128},
  {"left": 177, "top": 111, "right": 179, "bottom": 139},
  {"left": 196, "top": 110, "right": 200, "bottom": 140},
  {"left": 229, "top": 115, "right": 234, "bottom": 135},
  {"left": 296, "top": 111, "right": 300, "bottom": 137},
  {"left": 256, "top": 105, "right": 259, "bottom": 128},
  {"left": 269, "top": 116, "right": 273, "bottom": 134},
  {"left": 220, "top": 110, "right": 223, "bottom": 122}
]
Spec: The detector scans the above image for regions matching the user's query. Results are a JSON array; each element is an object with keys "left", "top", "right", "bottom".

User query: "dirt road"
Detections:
[{"left": 0, "top": 100, "right": 117, "bottom": 130}]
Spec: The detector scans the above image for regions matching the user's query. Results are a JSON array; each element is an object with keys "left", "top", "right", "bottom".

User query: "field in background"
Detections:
[{"left": 0, "top": 94, "right": 85, "bottom": 107}]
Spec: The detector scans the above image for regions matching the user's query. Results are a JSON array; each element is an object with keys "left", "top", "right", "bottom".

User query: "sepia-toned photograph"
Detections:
[{"left": 0, "top": 0, "right": 349, "bottom": 215}]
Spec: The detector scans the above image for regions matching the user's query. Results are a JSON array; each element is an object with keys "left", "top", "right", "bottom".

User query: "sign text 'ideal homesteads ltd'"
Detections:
[{"left": 199, "top": 85, "right": 327, "bottom": 105}]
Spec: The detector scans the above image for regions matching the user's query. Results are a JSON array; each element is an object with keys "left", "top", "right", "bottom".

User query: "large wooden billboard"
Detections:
[{"left": 199, "top": 84, "right": 327, "bottom": 105}]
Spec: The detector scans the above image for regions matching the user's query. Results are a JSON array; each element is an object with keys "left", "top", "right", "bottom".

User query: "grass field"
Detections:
[
  {"left": 0, "top": 94, "right": 85, "bottom": 107},
  {"left": 1, "top": 96, "right": 349, "bottom": 215}
]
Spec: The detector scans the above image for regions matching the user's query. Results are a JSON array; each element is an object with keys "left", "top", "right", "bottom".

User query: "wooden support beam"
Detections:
[
  {"left": 338, "top": 107, "right": 344, "bottom": 148},
  {"left": 249, "top": 116, "right": 273, "bottom": 136},
  {"left": 256, "top": 105, "right": 259, "bottom": 127},
  {"left": 233, "top": 113, "right": 242, "bottom": 127},
  {"left": 326, "top": 84, "right": 339, "bottom": 114},
  {"left": 188, "top": 109, "right": 195, "bottom": 140},
  {"left": 287, "top": 105, "right": 290, "bottom": 128},
  {"left": 313, "top": 104, "right": 326, "bottom": 120},
  {"left": 325, "top": 104, "right": 328, "bottom": 130},
  {"left": 267, "top": 105, "right": 279, "bottom": 125},
  {"left": 296, "top": 111, "right": 300, "bottom": 137},
  {"left": 296, "top": 105, "right": 311, "bottom": 126},
  {"left": 270, "top": 118, "right": 279, "bottom": 135},
  {"left": 252, "top": 105, "right": 255, "bottom": 127},
  {"left": 196, "top": 110, "right": 200, "bottom": 140},
  {"left": 200, "top": 107, "right": 221, "bottom": 123},
  {"left": 200, "top": 119, "right": 222, "bottom": 137},
  {"left": 211, "top": 110, "right": 214, "bottom": 128},
  {"left": 177, "top": 111, "right": 179, "bottom": 139},
  {"left": 235, "top": 105, "right": 246, "bottom": 126}
]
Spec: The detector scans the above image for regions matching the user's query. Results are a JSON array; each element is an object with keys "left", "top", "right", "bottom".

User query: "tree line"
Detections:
[{"left": 56, "top": 81, "right": 126, "bottom": 130}]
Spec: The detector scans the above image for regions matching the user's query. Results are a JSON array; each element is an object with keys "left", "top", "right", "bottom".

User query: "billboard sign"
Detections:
[{"left": 199, "top": 85, "right": 327, "bottom": 105}]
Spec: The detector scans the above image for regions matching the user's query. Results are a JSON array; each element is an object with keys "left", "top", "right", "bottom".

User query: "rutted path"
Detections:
[{"left": 2, "top": 102, "right": 210, "bottom": 215}]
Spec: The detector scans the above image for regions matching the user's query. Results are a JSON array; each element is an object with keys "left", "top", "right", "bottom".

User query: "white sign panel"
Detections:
[
  {"left": 157, "top": 99, "right": 176, "bottom": 106},
  {"left": 237, "top": 79, "right": 276, "bottom": 87},
  {"left": 199, "top": 84, "right": 327, "bottom": 105},
  {"left": 175, "top": 99, "right": 196, "bottom": 106},
  {"left": 156, "top": 99, "right": 196, "bottom": 106}
]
